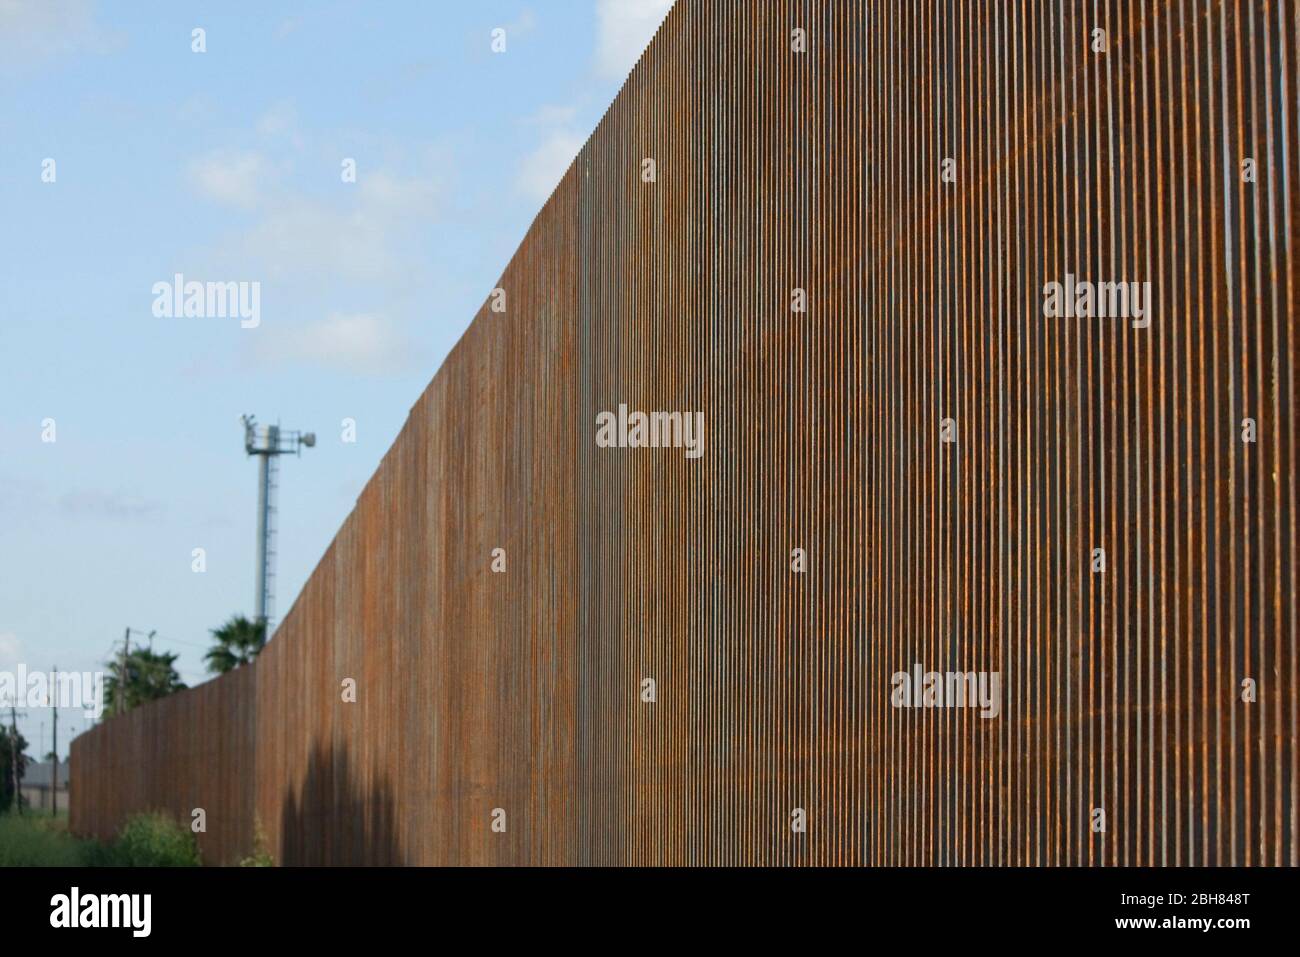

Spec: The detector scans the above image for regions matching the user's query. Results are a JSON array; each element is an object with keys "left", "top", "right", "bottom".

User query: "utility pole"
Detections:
[
  {"left": 118, "top": 627, "right": 130, "bottom": 715},
  {"left": 51, "top": 665, "right": 58, "bottom": 817},
  {"left": 7, "top": 701, "right": 24, "bottom": 816},
  {"left": 112, "top": 628, "right": 159, "bottom": 721}
]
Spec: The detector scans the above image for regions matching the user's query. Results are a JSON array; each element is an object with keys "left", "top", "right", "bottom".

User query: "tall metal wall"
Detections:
[{"left": 72, "top": 0, "right": 1298, "bottom": 865}]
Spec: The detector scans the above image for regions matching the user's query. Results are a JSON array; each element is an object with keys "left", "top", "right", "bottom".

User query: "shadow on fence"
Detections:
[{"left": 280, "top": 742, "right": 402, "bottom": 866}]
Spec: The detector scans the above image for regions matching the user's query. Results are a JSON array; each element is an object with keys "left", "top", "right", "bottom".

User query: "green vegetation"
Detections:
[
  {"left": 0, "top": 813, "right": 86, "bottom": 866},
  {"left": 238, "top": 818, "right": 275, "bottom": 867},
  {"left": 205, "top": 614, "right": 267, "bottom": 674},
  {"left": 106, "top": 811, "right": 202, "bottom": 867},
  {"left": 93, "top": 613, "right": 266, "bottom": 716},
  {"left": 0, "top": 810, "right": 203, "bottom": 867},
  {"left": 104, "top": 648, "right": 187, "bottom": 714},
  {"left": 0, "top": 729, "right": 30, "bottom": 814}
]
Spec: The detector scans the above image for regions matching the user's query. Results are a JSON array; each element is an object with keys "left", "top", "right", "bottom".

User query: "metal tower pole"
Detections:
[
  {"left": 254, "top": 442, "right": 270, "bottom": 626},
  {"left": 242, "top": 416, "right": 313, "bottom": 639}
]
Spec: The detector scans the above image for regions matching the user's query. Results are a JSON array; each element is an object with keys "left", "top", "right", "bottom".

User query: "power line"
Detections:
[{"left": 145, "top": 633, "right": 209, "bottom": 650}]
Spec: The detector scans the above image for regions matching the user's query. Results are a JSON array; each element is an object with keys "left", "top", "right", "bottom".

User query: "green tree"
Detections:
[
  {"left": 0, "top": 728, "right": 30, "bottom": 814},
  {"left": 104, "top": 648, "right": 187, "bottom": 715},
  {"left": 204, "top": 614, "right": 266, "bottom": 674}
]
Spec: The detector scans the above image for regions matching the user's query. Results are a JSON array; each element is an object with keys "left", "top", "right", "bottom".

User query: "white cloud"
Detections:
[
  {"left": 252, "top": 313, "right": 417, "bottom": 375},
  {"left": 240, "top": 198, "right": 388, "bottom": 280},
  {"left": 358, "top": 169, "right": 439, "bottom": 215},
  {"left": 0, "top": 0, "right": 118, "bottom": 69},
  {"left": 517, "top": 104, "right": 585, "bottom": 202},
  {"left": 180, "top": 132, "right": 449, "bottom": 370},
  {"left": 257, "top": 99, "right": 299, "bottom": 139},
  {"left": 594, "top": 0, "right": 674, "bottom": 81},
  {"left": 276, "top": 15, "right": 304, "bottom": 39},
  {"left": 188, "top": 150, "right": 270, "bottom": 210},
  {"left": 232, "top": 170, "right": 440, "bottom": 282},
  {"left": 186, "top": 147, "right": 444, "bottom": 282},
  {"left": 507, "top": 8, "right": 537, "bottom": 37},
  {"left": 516, "top": 129, "right": 584, "bottom": 204}
]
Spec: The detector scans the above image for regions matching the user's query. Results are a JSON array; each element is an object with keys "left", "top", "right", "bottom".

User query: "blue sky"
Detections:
[{"left": 0, "top": 0, "right": 673, "bottom": 759}]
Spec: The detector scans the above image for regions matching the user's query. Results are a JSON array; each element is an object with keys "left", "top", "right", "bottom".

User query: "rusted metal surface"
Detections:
[{"left": 73, "top": 0, "right": 1297, "bottom": 865}]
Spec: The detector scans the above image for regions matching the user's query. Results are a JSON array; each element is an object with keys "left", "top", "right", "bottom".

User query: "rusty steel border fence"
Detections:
[{"left": 72, "top": 0, "right": 1297, "bottom": 866}]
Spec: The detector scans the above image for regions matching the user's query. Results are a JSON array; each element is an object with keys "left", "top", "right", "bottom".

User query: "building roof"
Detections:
[{"left": 21, "top": 758, "right": 70, "bottom": 788}]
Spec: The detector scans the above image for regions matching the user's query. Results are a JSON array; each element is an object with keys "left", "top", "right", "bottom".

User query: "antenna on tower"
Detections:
[{"left": 241, "top": 415, "right": 316, "bottom": 636}]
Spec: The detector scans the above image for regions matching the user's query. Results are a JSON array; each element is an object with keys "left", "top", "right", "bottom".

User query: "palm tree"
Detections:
[
  {"left": 205, "top": 615, "right": 267, "bottom": 674},
  {"left": 104, "top": 648, "right": 187, "bottom": 713}
]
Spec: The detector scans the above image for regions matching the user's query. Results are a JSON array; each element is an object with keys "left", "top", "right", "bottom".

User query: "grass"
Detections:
[
  {"left": 0, "top": 810, "right": 204, "bottom": 867},
  {"left": 238, "top": 818, "right": 275, "bottom": 867},
  {"left": 0, "top": 812, "right": 89, "bottom": 866}
]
